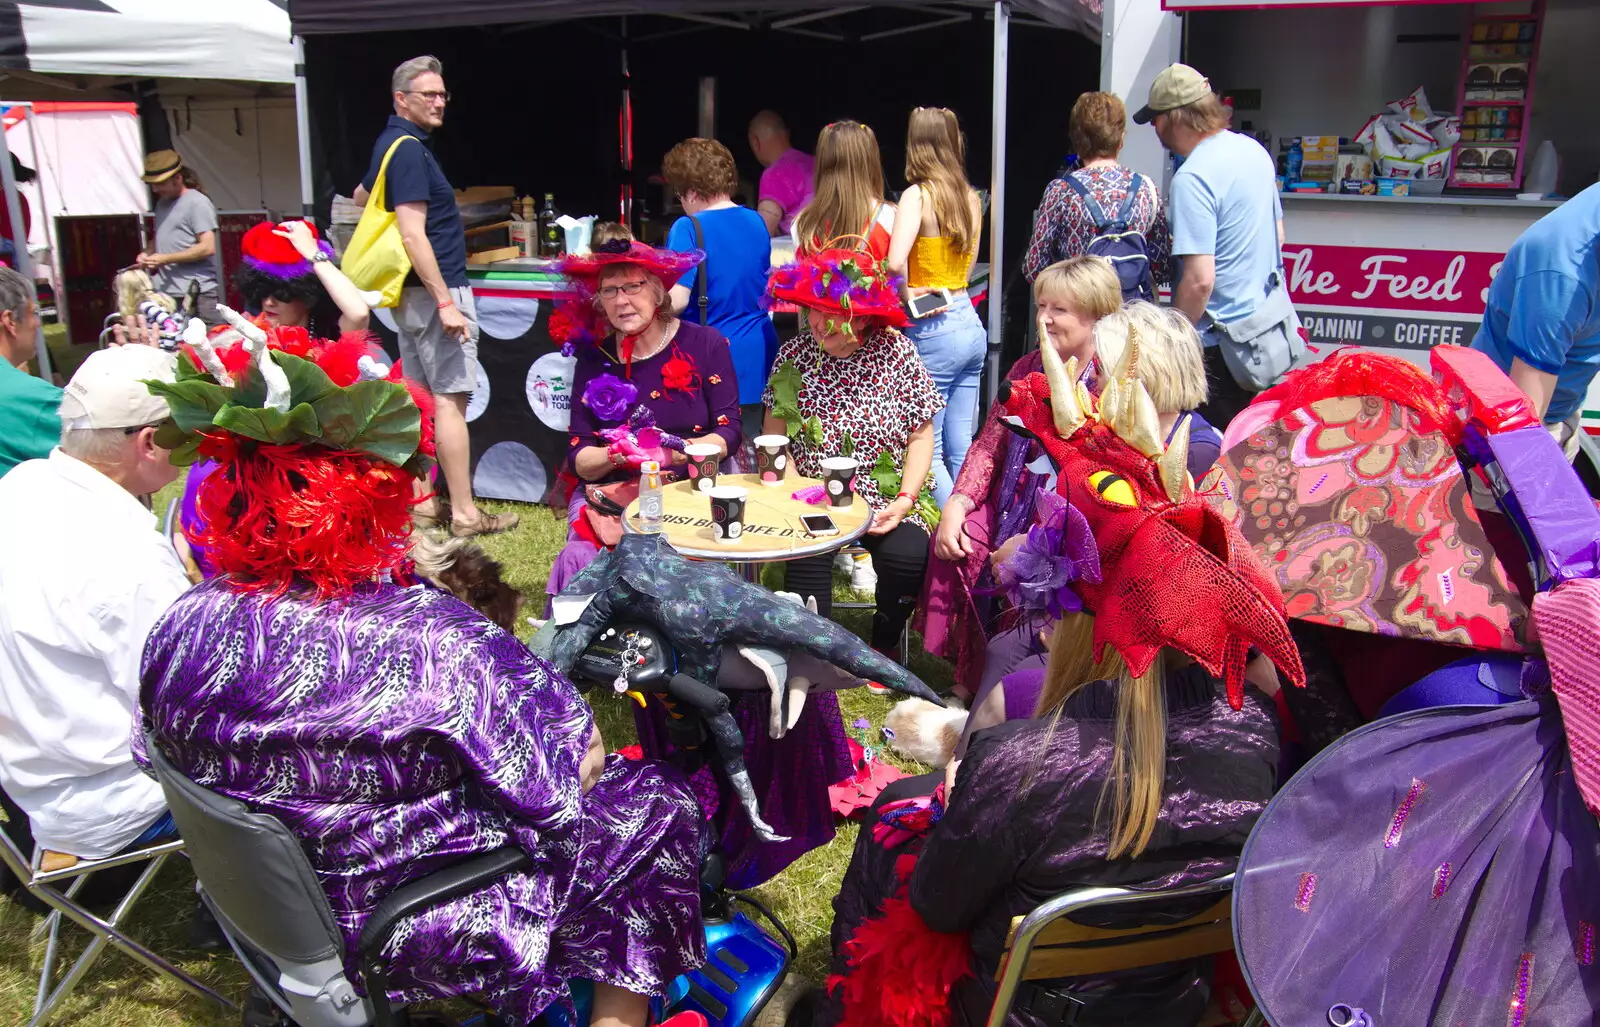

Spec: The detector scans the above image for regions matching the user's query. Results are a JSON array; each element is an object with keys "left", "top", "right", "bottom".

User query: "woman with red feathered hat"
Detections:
[
  {"left": 169, "top": 220, "right": 384, "bottom": 578},
  {"left": 136, "top": 330, "right": 709, "bottom": 1027},
  {"left": 761, "top": 242, "right": 943, "bottom": 660},
  {"left": 814, "top": 328, "right": 1301, "bottom": 1027},
  {"left": 545, "top": 236, "right": 743, "bottom": 604}
]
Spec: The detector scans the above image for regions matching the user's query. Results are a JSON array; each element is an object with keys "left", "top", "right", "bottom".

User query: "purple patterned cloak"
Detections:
[{"left": 136, "top": 579, "right": 705, "bottom": 1026}]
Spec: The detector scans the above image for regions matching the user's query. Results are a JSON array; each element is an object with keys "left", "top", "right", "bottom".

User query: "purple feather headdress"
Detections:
[
  {"left": 996, "top": 490, "right": 1102, "bottom": 619},
  {"left": 241, "top": 239, "right": 337, "bottom": 281}
]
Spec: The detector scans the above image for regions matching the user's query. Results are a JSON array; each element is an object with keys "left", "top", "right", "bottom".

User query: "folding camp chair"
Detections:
[
  {"left": 985, "top": 873, "right": 1238, "bottom": 1027},
  {"left": 0, "top": 812, "right": 235, "bottom": 1026}
]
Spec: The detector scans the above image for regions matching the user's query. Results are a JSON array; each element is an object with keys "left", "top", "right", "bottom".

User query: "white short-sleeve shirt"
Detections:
[{"left": 0, "top": 450, "right": 189, "bottom": 858}]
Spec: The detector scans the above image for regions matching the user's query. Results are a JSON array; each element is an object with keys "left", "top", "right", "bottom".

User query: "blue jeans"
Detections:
[{"left": 906, "top": 292, "right": 987, "bottom": 506}]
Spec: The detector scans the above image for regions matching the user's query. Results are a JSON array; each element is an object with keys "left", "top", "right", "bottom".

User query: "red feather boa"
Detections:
[
  {"left": 827, "top": 854, "right": 974, "bottom": 1027},
  {"left": 1256, "top": 348, "right": 1462, "bottom": 445}
]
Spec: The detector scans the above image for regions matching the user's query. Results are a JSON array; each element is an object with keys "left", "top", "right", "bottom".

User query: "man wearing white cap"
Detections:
[
  {"left": 0, "top": 345, "right": 189, "bottom": 860},
  {"left": 1135, "top": 63, "right": 1301, "bottom": 428}
]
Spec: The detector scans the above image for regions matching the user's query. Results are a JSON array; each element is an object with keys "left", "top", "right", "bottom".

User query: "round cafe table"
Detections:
[{"left": 623, "top": 472, "right": 871, "bottom": 579}]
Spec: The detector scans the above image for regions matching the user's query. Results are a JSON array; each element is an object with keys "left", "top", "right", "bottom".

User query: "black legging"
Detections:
[
  {"left": 1197, "top": 345, "right": 1258, "bottom": 434},
  {"left": 785, "top": 521, "right": 930, "bottom": 653}
]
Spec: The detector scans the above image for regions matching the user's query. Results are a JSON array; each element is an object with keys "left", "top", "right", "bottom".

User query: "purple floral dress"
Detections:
[{"left": 136, "top": 579, "right": 705, "bottom": 1025}]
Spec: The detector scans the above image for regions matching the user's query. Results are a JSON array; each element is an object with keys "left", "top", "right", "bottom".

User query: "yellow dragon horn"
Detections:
[
  {"left": 1102, "top": 321, "right": 1164, "bottom": 458},
  {"left": 1159, "top": 413, "right": 1193, "bottom": 502},
  {"left": 1115, "top": 378, "right": 1166, "bottom": 459},
  {"left": 1037, "top": 314, "right": 1087, "bottom": 437}
]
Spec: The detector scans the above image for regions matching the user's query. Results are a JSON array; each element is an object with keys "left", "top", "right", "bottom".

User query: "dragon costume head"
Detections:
[{"left": 997, "top": 319, "right": 1305, "bottom": 707}]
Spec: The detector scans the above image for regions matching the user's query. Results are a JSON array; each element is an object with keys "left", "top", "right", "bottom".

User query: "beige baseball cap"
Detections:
[
  {"left": 1132, "top": 64, "right": 1214, "bottom": 124},
  {"left": 58, "top": 346, "right": 178, "bottom": 431}
]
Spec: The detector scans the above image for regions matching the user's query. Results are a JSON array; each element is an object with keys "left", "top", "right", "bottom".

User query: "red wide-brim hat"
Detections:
[
  {"left": 557, "top": 241, "right": 704, "bottom": 292},
  {"left": 767, "top": 247, "right": 909, "bottom": 327},
  {"left": 239, "top": 220, "right": 335, "bottom": 280}
]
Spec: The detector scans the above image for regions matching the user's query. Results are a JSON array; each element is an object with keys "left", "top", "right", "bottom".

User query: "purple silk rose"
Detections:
[
  {"left": 584, "top": 373, "right": 637, "bottom": 422},
  {"left": 999, "top": 490, "right": 1102, "bottom": 619}
]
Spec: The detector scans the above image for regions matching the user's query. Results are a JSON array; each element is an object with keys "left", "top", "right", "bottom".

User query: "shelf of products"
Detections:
[{"left": 1450, "top": 8, "right": 1543, "bottom": 190}]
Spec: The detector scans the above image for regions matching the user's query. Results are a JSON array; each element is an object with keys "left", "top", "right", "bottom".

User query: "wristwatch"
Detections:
[{"left": 309, "top": 250, "right": 331, "bottom": 264}]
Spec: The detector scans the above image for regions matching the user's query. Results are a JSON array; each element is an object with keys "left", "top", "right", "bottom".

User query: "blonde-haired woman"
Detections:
[
  {"left": 821, "top": 330, "right": 1293, "bottom": 1024},
  {"left": 919, "top": 255, "right": 1123, "bottom": 698},
  {"left": 792, "top": 120, "right": 895, "bottom": 260},
  {"left": 1095, "top": 301, "right": 1222, "bottom": 475},
  {"left": 887, "top": 107, "right": 987, "bottom": 506},
  {"left": 950, "top": 300, "right": 1225, "bottom": 746}
]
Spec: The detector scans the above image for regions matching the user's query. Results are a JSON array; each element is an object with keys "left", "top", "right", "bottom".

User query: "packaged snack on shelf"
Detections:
[
  {"left": 1453, "top": 145, "right": 1519, "bottom": 185},
  {"left": 1386, "top": 86, "right": 1435, "bottom": 125},
  {"left": 1333, "top": 151, "right": 1373, "bottom": 183},
  {"left": 1373, "top": 179, "right": 1411, "bottom": 197}
]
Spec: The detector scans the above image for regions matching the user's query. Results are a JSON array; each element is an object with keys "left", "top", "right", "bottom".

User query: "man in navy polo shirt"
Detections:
[{"left": 355, "top": 55, "right": 516, "bottom": 538}]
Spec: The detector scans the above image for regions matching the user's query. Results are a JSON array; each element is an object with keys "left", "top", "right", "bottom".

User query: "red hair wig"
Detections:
[{"left": 192, "top": 438, "right": 416, "bottom": 598}]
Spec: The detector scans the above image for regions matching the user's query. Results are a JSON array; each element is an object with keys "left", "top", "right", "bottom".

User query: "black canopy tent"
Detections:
[{"left": 287, "top": 1, "right": 1103, "bottom": 401}]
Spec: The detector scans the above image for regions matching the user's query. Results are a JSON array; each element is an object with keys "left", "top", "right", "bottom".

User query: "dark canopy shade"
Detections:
[{"left": 289, "top": 0, "right": 1099, "bottom": 40}]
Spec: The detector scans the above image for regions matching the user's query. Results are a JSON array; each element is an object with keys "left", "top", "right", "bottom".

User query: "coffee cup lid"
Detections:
[{"left": 708, "top": 485, "right": 748, "bottom": 499}]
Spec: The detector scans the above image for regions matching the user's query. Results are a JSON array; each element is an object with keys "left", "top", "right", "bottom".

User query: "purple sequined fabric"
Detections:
[
  {"left": 821, "top": 667, "right": 1280, "bottom": 1027},
  {"left": 1235, "top": 697, "right": 1600, "bottom": 1027},
  {"left": 634, "top": 689, "right": 853, "bottom": 890},
  {"left": 137, "top": 580, "right": 705, "bottom": 1026}
]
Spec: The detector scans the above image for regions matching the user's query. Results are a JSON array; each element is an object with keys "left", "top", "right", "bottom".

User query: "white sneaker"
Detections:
[
  {"left": 834, "top": 550, "right": 853, "bottom": 574},
  {"left": 850, "top": 552, "right": 878, "bottom": 592}
]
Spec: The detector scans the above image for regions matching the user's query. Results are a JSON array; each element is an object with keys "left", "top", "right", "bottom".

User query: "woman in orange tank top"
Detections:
[{"left": 887, "top": 107, "right": 986, "bottom": 506}]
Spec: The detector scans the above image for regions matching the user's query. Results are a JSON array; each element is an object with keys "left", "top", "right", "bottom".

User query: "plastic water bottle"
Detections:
[
  {"left": 1525, "top": 141, "right": 1558, "bottom": 198},
  {"left": 1285, "top": 140, "right": 1303, "bottom": 189},
  {"left": 638, "top": 460, "right": 664, "bottom": 533}
]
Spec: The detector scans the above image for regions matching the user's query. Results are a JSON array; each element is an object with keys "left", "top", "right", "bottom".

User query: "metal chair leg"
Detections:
[
  {"left": 31, "top": 854, "right": 168, "bottom": 1026},
  {"left": 26, "top": 852, "right": 236, "bottom": 1026},
  {"left": 29, "top": 872, "right": 90, "bottom": 945},
  {"left": 32, "top": 905, "right": 62, "bottom": 1018}
]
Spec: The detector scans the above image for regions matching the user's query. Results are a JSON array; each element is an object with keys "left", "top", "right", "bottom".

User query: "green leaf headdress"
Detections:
[{"left": 145, "top": 306, "right": 432, "bottom": 478}]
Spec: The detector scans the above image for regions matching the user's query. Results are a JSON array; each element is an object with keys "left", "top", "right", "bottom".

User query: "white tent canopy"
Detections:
[
  {"left": 2, "top": 0, "right": 294, "bottom": 85},
  {"left": 3, "top": 101, "right": 145, "bottom": 254}
]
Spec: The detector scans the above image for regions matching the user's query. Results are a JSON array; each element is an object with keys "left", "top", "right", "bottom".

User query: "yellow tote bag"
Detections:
[{"left": 341, "top": 136, "right": 416, "bottom": 308}]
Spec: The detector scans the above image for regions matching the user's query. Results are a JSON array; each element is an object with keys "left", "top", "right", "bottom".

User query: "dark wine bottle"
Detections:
[{"left": 538, "top": 193, "right": 564, "bottom": 258}]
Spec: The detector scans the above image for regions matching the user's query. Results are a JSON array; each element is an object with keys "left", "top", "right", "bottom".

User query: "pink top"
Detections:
[{"left": 759, "top": 148, "right": 815, "bottom": 234}]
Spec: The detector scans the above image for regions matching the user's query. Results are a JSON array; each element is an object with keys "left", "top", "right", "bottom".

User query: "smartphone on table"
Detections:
[{"left": 801, "top": 512, "right": 839, "bottom": 537}]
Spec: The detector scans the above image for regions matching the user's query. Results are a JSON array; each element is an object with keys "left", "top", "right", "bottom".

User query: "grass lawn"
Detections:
[{"left": 0, "top": 492, "right": 952, "bottom": 1026}]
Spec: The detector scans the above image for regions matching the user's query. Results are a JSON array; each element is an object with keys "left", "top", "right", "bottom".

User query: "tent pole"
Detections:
[
  {"left": 985, "top": 0, "right": 1008, "bottom": 407},
  {"left": 293, "top": 35, "right": 315, "bottom": 220},
  {"left": 0, "top": 109, "right": 49, "bottom": 378}
]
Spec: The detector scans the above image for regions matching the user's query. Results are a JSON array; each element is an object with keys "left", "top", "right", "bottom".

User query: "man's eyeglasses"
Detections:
[
  {"left": 599, "top": 281, "right": 648, "bottom": 301},
  {"left": 404, "top": 90, "right": 451, "bottom": 103}
]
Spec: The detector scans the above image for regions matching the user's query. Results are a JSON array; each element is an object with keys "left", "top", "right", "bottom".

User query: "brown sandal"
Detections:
[
  {"left": 451, "top": 511, "right": 519, "bottom": 538},
  {"left": 411, "top": 498, "right": 446, "bottom": 529}
]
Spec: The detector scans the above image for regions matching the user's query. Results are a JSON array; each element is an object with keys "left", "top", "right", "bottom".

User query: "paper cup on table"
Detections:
[
  {"left": 708, "top": 486, "right": 748, "bottom": 544},
  {"left": 754, "top": 434, "right": 792, "bottom": 485},
  {"left": 819, "top": 456, "right": 859, "bottom": 509},
  {"left": 684, "top": 443, "right": 721, "bottom": 492}
]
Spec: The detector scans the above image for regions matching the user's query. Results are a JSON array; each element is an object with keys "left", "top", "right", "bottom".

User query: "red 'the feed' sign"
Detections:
[{"left": 1281, "top": 243, "right": 1505, "bottom": 350}]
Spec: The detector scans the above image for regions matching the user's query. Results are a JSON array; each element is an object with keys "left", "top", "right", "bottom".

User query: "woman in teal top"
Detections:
[{"left": 662, "top": 138, "right": 780, "bottom": 437}]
